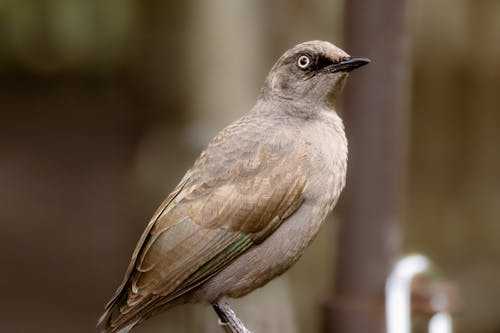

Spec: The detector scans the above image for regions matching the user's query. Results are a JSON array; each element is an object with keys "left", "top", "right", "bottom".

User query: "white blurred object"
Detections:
[
  {"left": 429, "top": 312, "right": 452, "bottom": 333},
  {"left": 386, "top": 254, "right": 453, "bottom": 333}
]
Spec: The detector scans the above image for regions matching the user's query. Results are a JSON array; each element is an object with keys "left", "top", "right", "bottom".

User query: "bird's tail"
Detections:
[
  {"left": 98, "top": 309, "right": 139, "bottom": 333},
  {"left": 97, "top": 295, "right": 140, "bottom": 333},
  {"left": 99, "top": 321, "right": 137, "bottom": 333}
]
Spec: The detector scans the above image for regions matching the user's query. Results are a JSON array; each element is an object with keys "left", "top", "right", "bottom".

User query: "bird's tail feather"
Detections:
[{"left": 99, "top": 319, "right": 139, "bottom": 333}]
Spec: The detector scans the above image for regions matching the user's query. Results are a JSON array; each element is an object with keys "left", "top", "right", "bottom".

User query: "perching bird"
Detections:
[{"left": 98, "top": 40, "right": 369, "bottom": 333}]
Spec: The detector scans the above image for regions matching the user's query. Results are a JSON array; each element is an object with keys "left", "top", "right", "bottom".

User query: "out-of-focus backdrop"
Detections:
[{"left": 1, "top": 1, "right": 499, "bottom": 333}]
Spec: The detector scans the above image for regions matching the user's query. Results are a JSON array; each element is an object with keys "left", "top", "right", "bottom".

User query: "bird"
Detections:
[{"left": 98, "top": 40, "right": 370, "bottom": 333}]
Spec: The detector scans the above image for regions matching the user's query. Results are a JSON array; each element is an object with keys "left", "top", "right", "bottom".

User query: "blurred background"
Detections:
[{"left": 1, "top": 0, "right": 499, "bottom": 332}]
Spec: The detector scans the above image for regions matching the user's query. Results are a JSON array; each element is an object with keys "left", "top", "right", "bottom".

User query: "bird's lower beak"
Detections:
[{"left": 330, "top": 56, "right": 371, "bottom": 73}]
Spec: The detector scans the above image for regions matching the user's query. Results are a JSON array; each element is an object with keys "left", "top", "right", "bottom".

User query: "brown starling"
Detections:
[{"left": 99, "top": 40, "right": 369, "bottom": 332}]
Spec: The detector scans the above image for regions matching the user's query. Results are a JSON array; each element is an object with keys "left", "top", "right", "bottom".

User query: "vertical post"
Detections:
[{"left": 324, "top": 0, "right": 411, "bottom": 332}]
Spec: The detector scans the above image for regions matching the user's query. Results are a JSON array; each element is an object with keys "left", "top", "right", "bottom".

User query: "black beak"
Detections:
[{"left": 330, "top": 56, "right": 370, "bottom": 73}]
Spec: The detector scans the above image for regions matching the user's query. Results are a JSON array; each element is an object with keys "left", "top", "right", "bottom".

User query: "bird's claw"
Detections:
[{"left": 218, "top": 319, "right": 228, "bottom": 326}]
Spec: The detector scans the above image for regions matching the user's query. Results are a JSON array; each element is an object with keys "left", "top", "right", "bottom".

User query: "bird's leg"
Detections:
[{"left": 211, "top": 300, "right": 252, "bottom": 333}]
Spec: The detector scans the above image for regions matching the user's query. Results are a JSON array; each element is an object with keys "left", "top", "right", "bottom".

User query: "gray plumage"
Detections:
[{"left": 98, "top": 40, "right": 369, "bottom": 333}]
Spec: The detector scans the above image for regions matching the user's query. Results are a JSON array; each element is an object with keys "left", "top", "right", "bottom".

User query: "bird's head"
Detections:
[{"left": 261, "top": 40, "right": 370, "bottom": 106}]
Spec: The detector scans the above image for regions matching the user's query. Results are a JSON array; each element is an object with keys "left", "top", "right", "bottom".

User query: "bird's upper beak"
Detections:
[{"left": 329, "top": 56, "right": 370, "bottom": 73}]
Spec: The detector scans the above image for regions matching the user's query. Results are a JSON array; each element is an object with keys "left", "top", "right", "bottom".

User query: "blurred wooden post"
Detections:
[{"left": 323, "top": 0, "right": 411, "bottom": 332}]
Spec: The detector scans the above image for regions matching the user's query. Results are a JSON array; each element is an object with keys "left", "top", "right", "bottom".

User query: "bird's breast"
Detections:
[{"left": 300, "top": 110, "right": 347, "bottom": 214}]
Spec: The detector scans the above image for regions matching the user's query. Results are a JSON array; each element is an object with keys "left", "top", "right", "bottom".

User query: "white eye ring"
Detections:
[{"left": 297, "top": 55, "right": 312, "bottom": 69}]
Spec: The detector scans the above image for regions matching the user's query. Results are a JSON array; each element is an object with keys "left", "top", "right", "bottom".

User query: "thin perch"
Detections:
[{"left": 212, "top": 300, "right": 252, "bottom": 333}]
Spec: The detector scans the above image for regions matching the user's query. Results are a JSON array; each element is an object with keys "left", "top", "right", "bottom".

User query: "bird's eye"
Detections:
[{"left": 297, "top": 54, "right": 312, "bottom": 70}]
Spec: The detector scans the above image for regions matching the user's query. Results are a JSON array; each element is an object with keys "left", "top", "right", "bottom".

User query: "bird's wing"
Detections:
[{"left": 103, "top": 125, "right": 308, "bottom": 330}]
